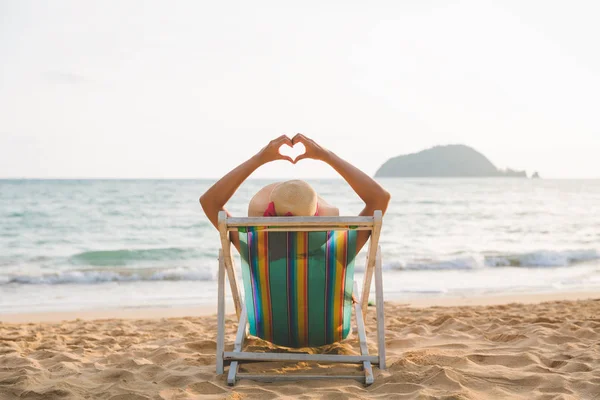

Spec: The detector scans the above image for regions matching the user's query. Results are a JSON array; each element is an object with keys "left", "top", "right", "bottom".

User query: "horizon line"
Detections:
[{"left": 1, "top": 176, "right": 599, "bottom": 180}]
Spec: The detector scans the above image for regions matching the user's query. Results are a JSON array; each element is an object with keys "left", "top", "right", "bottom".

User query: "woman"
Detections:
[{"left": 199, "top": 133, "right": 391, "bottom": 253}]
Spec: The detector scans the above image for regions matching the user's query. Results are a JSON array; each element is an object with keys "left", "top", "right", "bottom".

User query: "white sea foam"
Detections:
[
  {"left": 484, "top": 249, "right": 600, "bottom": 267},
  {"left": 381, "top": 249, "right": 600, "bottom": 271}
]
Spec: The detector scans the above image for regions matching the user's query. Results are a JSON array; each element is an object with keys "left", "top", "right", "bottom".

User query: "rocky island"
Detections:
[{"left": 375, "top": 144, "right": 529, "bottom": 178}]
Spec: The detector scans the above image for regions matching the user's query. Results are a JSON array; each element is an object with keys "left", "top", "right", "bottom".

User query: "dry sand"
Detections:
[{"left": 1, "top": 294, "right": 600, "bottom": 399}]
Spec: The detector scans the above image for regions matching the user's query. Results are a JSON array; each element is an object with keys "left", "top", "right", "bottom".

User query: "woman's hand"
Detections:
[
  {"left": 291, "top": 132, "right": 390, "bottom": 253},
  {"left": 201, "top": 134, "right": 293, "bottom": 253},
  {"left": 256, "top": 135, "right": 295, "bottom": 164},
  {"left": 291, "top": 133, "right": 329, "bottom": 163}
]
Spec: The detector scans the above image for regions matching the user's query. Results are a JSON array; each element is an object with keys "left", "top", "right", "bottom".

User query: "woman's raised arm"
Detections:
[
  {"left": 199, "top": 135, "right": 294, "bottom": 251},
  {"left": 292, "top": 133, "right": 391, "bottom": 251}
]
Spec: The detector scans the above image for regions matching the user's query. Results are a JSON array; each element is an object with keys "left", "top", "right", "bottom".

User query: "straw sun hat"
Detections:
[{"left": 247, "top": 180, "right": 339, "bottom": 217}]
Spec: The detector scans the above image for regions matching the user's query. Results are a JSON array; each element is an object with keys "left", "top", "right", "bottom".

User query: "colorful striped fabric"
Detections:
[{"left": 238, "top": 228, "right": 357, "bottom": 348}]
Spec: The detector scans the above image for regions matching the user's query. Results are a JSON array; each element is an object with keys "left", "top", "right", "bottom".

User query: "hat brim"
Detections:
[{"left": 247, "top": 182, "right": 339, "bottom": 217}]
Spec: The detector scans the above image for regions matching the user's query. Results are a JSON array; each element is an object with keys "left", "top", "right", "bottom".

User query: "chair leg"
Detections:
[
  {"left": 227, "top": 308, "right": 248, "bottom": 386},
  {"left": 354, "top": 282, "right": 374, "bottom": 385},
  {"left": 375, "top": 246, "right": 386, "bottom": 370},
  {"left": 216, "top": 250, "right": 225, "bottom": 375}
]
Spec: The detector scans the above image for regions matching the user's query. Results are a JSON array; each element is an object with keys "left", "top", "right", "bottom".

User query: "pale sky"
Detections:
[{"left": 1, "top": 0, "right": 599, "bottom": 179}]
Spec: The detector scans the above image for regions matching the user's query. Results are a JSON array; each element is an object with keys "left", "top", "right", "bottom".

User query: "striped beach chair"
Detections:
[{"left": 215, "top": 211, "right": 386, "bottom": 385}]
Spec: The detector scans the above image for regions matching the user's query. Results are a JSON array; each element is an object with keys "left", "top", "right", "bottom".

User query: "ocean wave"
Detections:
[
  {"left": 382, "top": 249, "right": 600, "bottom": 271},
  {"left": 69, "top": 247, "right": 200, "bottom": 266},
  {"left": 484, "top": 249, "right": 600, "bottom": 267},
  {"left": 3, "top": 248, "right": 599, "bottom": 285},
  {"left": 2, "top": 267, "right": 213, "bottom": 285}
]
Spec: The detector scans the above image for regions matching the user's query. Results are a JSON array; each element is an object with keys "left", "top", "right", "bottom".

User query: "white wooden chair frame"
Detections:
[{"left": 216, "top": 210, "right": 386, "bottom": 386}]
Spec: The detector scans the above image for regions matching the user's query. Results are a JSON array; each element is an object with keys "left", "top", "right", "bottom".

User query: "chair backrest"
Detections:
[
  {"left": 218, "top": 213, "right": 382, "bottom": 348},
  {"left": 238, "top": 228, "right": 357, "bottom": 347}
]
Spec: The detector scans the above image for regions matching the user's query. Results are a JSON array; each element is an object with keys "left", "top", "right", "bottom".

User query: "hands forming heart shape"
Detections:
[
  {"left": 278, "top": 142, "right": 306, "bottom": 163},
  {"left": 260, "top": 133, "right": 326, "bottom": 164}
]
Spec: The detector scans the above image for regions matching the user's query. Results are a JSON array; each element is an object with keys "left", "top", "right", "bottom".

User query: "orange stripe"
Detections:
[{"left": 333, "top": 232, "right": 346, "bottom": 341}]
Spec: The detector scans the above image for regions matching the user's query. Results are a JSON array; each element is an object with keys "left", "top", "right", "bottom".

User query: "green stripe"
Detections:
[
  {"left": 325, "top": 231, "right": 335, "bottom": 343},
  {"left": 267, "top": 232, "right": 290, "bottom": 346},
  {"left": 288, "top": 232, "right": 298, "bottom": 347},
  {"left": 307, "top": 231, "right": 327, "bottom": 346}
]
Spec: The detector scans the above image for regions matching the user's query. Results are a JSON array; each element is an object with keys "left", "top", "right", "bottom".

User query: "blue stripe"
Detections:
[
  {"left": 239, "top": 229, "right": 256, "bottom": 336},
  {"left": 249, "top": 228, "right": 263, "bottom": 338}
]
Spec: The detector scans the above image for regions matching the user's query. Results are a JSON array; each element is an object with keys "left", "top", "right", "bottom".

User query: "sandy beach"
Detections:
[{"left": 1, "top": 292, "right": 599, "bottom": 399}]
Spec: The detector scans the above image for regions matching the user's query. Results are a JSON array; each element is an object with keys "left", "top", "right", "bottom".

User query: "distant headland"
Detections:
[{"left": 375, "top": 144, "right": 539, "bottom": 178}]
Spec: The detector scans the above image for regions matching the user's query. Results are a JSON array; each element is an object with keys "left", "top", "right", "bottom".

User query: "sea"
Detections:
[{"left": 1, "top": 178, "right": 599, "bottom": 315}]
